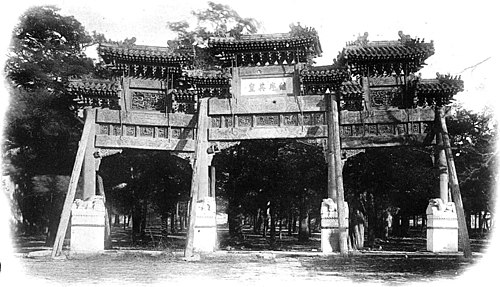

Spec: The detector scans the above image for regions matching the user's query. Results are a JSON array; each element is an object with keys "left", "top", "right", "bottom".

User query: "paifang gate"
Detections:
[{"left": 52, "top": 30, "right": 469, "bottom": 258}]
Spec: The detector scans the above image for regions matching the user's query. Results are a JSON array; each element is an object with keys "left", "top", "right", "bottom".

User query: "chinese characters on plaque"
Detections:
[{"left": 241, "top": 77, "right": 293, "bottom": 96}]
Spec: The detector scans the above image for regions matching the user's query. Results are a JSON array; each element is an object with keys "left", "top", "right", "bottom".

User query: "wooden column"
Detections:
[
  {"left": 210, "top": 166, "right": 216, "bottom": 198},
  {"left": 437, "top": 107, "right": 472, "bottom": 259},
  {"left": 82, "top": 109, "right": 96, "bottom": 200},
  {"left": 436, "top": 133, "right": 449, "bottom": 203},
  {"left": 97, "top": 173, "right": 111, "bottom": 248},
  {"left": 185, "top": 98, "right": 209, "bottom": 257},
  {"left": 52, "top": 108, "right": 95, "bottom": 257},
  {"left": 328, "top": 92, "right": 348, "bottom": 256}
]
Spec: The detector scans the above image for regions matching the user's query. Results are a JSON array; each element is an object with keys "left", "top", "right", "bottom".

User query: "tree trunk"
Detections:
[
  {"left": 298, "top": 210, "right": 309, "bottom": 242},
  {"left": 228, "top": 200, "right": 243, "bottom": 240},
  {"left": 401, "top": 212, "right": 409, "bottom": 237},
  {"left": 132, "top": 207, "right": 141, "bottom": 243},
  {"left": 269, "top": 203, "right": 276, "bottom": 244},
  {"left": 287, "top": 211, "right": 293, "bottom": 236},
  {"left": 292, "top": 215, "right": 297, "bottom": 234},
  {"left": 114, "top": 214, "right": 120, "bottom": 227},
  {"left": 170, "top": 211, "right": 176, "bottom": 234}
]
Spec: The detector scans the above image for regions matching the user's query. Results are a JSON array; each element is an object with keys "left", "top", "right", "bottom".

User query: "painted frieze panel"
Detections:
[
  {"left": 411, "top": 123, "right": 421, "bottom": 134},
  {"left": 341, "top": 125, "right": 352, "bottom": 137},
  {"left": 283, "top": 114, "right": 298, "bottom": 126},
  {"left": 224, "top": 116, "right": 234, "bottom": 128},
  {"left": 303, "top": 112, "right": 325, "bottom": 126},
  {"left": 170, "top": 127, "right": 194, "bottom": 139},
  {"left": 255, "top": 115, "right": 280, "bottom": 126},
  {"left": 211, "top": 117, "right": 222, "bottom": 128},
  {"left": 378, "top": 124, "right": 394, "bottom": 135},
  {"left": 139, "top": 126, "right": 154, "bottom": 137},
  {"left": 125, "top": 125, "right": 136, "bottom": 137},
  {"left": 99, "top": 124, "right": 110, "bottom": 135},
  {"left": 157, "top": 127, "right": 167, "bottom": 138},
  {"left": 237, "top": 115, "right": 253, "bottom": 127},
  {"left": 131, "top": 90, "right": 165, "bottom": 111},
  {"left": 396, "top": 124, "right": 407, "bottom": 135},
  {"left": 370, "top": 87, "right": 402, "bottom": 109},
  {"left": 112, "top": 124, "right": 122, "bottom": 136}
]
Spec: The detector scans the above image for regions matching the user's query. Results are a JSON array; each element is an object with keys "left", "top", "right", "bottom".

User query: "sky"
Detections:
[{"left": 1, "top": 0, "right": 499, "bottom": 115}]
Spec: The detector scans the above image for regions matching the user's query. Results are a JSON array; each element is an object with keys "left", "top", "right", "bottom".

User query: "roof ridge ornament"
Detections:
[{"left": 354, "top": 32, "right": 369, "bottom": 46}]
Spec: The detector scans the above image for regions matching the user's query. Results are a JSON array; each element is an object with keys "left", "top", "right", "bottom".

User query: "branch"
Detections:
[{"left": 457, "top": 57, "right": 491, "bottom": 74}]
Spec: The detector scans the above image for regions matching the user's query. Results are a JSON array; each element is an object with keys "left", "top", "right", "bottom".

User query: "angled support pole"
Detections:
[
  {"left": 185, "top": 98, "right": 210, "bottom": 257},
  {"left": 437, "top": 107, "right": 472, "bottom": 259},
  {"left": 52, "top": 108, "right": 96, "bottom": 258}
]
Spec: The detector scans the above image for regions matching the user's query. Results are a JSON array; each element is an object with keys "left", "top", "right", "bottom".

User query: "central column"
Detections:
[{"left": 321, "top": 92, "right": 348, "bottom": 255}]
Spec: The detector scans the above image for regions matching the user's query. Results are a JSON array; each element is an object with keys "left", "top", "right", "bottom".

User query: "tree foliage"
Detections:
[
  {"left": 447, "top": 106, "right": 497, "bottom": 213},
  {"left": 166, "top": 1, "right": 260, "bottom": 68},
  {"left": 4, "top": 6, "right": 96, "bottom": 236}
]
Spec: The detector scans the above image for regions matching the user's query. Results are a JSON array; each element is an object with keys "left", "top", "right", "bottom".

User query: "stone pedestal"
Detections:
[
  {"left": 71, "top": 196, "right": 105, "bottom": 253},
  {"left": 426, "top": 199, "right": 458, "bottom": 252},
  {"left": 321, "top": 198, "right": 348, "bottom": 253},
  {"left": 193, "top": 197, "right": 217, "bottom": 252}
]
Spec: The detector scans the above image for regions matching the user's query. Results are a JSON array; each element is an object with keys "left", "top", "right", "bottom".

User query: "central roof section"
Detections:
[{"left": 207, "top": 31, "right": 322, "bottom": 67}]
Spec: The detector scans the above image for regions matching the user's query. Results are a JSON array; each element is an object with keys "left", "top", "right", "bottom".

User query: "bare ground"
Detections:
[{"left": 10, "top": 226, "right": 492, "bottom": 286}]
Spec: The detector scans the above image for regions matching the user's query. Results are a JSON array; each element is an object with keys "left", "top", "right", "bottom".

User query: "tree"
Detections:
[
  {"left": 447, "top": 106, "right": 497, "bottom": 232},
  {"left": 213, "top": 139, "right": 327, "bottom": 245},
  {"left": 4, "top": 6, "right": 96, "bottom": 242},
  {"left": 99, "top": 150, "right": 191, "bottom": 242},
  {"left": 166, "top": 1, "right": 260, "bottom": 68},
  {"left": 343, "top": 147, "right": 436, "bottom": 247}
]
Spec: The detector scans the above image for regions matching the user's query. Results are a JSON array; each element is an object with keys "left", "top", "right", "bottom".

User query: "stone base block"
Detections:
[
  {"left": 426, "top": 199, "right": 458, "bottom": 253},
  {"left": 193, "top": 197, "right": 217, "bottom": 252},
  {"left": 321, "top": 198, "right": 348, "bottom": 253},
  {"left": 71, "top": 196, "right": 105, "bottom": 253}
]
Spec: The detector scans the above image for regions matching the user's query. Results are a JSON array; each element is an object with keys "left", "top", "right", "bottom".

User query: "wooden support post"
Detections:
[
  {"left": 327, "top": 109, "right": 337, "bottom": 201},
  {"left": 436, "top": 133, "right": 449, "bottom": 203},
  {"left": 210, "top": 166, "right": 216, "bottom": 198},
  {"left": 97, "top": 174, "right": 111, "bottom": 248},
  {"left": 437, "top": 107, "right": 472, "bottom": 259},
  {"left": 185, "top": 98, "right": 209, "bottom": 257},
  {"left": 82, "top": 110, "right": 97, "bottom": 200},
  {"left": 52, "top": 109, "right": 95, "bottom": 257},
  {"left": 328, "top": 92, "right": 348, "bottom": 256}
]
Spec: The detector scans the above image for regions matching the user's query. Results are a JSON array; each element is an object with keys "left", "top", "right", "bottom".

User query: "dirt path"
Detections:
[
  {"left": 9, "top": 227, "right": 493, "bottom": 286},
  {"left": 13, "top": 250, "right": 483, "bottom": 286}
]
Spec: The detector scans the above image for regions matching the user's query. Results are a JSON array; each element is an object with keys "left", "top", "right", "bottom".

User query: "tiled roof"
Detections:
[
  {"left": 67, "top": 79, "right": 119, "bottom": 95},
  {"left": 210, "top": 33, "right": 319, "bottom": 51},
  {"left": 340, "top": 81, "right": 363, "bottom": 96},
  {"left": 98, "top": 43, "right": 193, "bottom": 66},
  {"left": 300, "top": 65, "right": 348, "bottom": 82},
  {"left": 416, "top": 78, "right": 464, "bottom": 95},
  {"left": 338, "top": 32, "right": 435, "bottom": 75},
  {"left": 182, "top": 70, "right": 231, "bottom": 86},
  {"left": 343, "top": 42, "right": 434, "bottom": 63}
]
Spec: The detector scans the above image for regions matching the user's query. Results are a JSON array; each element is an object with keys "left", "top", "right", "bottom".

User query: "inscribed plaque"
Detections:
[{"left": 241, "top": 77, "right": 293, "bottom": 96}]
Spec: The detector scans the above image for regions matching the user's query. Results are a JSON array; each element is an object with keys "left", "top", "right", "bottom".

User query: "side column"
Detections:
[
  {"left": 321, "top": 92, "right": 348, "bottom": 255},
  {"left": 70, "top": 109, "right": 106, "bottom": 253},
  {"left": 427, "top": 132, "right": 458, "bottom": 252}
]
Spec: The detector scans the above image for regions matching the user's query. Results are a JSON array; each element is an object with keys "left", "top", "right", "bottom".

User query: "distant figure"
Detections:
[{"left": 383, "top": 210, "right": 393, "bottom": 240}]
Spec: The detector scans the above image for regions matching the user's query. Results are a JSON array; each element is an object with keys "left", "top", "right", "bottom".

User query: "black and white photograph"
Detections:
[{"left": 0, "top": 0, "right": 498, "bottom": 286}]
